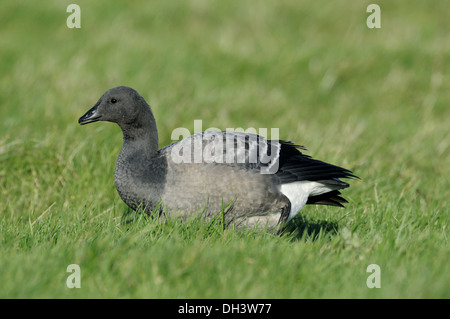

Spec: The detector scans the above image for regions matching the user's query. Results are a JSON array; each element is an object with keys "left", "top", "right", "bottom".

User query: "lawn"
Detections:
[{"left": 0, "top": 0, "right": 448, "bottom": 298}]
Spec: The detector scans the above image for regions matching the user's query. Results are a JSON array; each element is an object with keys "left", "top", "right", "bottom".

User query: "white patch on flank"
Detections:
[{"left": 280, "top": 181, "right": 339, "bottom": 222}]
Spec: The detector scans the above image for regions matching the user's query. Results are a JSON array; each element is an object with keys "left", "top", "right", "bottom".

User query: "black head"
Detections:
[{"left": 78, "top": 86, "right": 150, "bottom": 126}]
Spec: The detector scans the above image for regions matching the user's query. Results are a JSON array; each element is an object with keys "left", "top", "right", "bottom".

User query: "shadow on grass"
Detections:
[
  {"left": 282, "top": 215, "right": 340, "bottom": 242},
  {"left": 119, "top": 206, "right": 340, "bottom": 242},
  {"left": 120, "top": 207, "right": 143, "bottom": 225}
]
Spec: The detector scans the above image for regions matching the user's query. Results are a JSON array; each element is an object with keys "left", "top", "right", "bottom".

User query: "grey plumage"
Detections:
[{"left": 79, "top": 86, "right": 358, "bottom": 233}]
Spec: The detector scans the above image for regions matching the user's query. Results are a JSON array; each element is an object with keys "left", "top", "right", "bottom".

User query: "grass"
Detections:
[{"left": 0, "top": 0, "right": 449, "bottom": 298}]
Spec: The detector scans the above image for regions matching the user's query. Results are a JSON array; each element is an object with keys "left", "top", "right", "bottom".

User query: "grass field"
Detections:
[{"left": 0, "top": 0, "right": 449, "bottom": 298}]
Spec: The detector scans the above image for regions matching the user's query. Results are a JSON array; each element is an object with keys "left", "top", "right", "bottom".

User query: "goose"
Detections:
[{"left": 79, "top": 86, "right": 357, "bottom": 233}]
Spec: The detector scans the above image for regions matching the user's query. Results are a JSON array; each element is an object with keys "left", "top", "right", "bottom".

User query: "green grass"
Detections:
[{"left": 0, "top": 0, "right": 449, "bottom": 298}]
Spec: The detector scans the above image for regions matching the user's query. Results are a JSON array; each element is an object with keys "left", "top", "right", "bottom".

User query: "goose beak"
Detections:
[{"left": 79, "top": 103, "right": 101, "bottom": 125}]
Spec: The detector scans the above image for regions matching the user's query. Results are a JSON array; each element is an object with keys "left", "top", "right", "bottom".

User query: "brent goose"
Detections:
[{"left": 79, "top": 86, "right": 357, "bottom": 233}]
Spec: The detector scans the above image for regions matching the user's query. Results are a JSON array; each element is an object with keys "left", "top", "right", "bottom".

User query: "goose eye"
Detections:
[{"left": 111, "top": 98, "right": 117, "bottom": 104}]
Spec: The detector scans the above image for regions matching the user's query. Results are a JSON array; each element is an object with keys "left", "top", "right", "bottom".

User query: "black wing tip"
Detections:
[
  {"left": 306, "top": 191, "right": 349, "bottom": 208},
  {"left": 345, "top": 170, "right": 360, "bottom": 180},
  {"left": 278, "top": 140, "right": 308, "bottom": 151}
]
